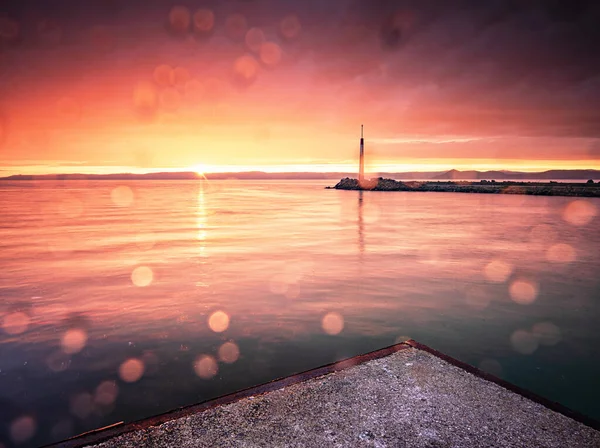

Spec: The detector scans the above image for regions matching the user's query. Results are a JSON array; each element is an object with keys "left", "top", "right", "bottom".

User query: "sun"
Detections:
[{"left": 192, "top": 164, "right": 207, "bottom": 175}]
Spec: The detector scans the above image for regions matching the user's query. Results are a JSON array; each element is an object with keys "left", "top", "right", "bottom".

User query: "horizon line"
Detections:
[{"left": 2, "top": 167, "right": 600, "bottom": 180}]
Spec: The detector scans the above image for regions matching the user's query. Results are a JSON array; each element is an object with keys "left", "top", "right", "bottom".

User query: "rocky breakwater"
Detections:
[{"left": 329, "top": 177, "right": 600, "bottom": 197}]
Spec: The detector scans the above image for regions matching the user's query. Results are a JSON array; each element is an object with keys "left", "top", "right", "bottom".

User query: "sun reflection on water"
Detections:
[{"left": 197, "top": 184, "right": 207, "bottom": 243}]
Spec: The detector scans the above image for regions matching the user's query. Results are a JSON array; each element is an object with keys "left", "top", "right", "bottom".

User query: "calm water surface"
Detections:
[{"left": 1, "top": 180, "right": 599, "bottom": 447}]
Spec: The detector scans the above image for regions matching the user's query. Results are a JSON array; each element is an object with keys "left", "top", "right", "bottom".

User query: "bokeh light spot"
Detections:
[
  {"left": 131, "top": 266, "right": 153, "bottom": 287},
  {"left": 160, "top": 88, "right": 182, "bottom": 111},
  {"left": 172, "top": 66, "right": 191, "bottom": 88},
  {"left": 245, "top": 27, "right": 265, "bottom": 52},
  {"left": 168, "top": 6, "right": 191, "bottom": 34},
  {"left": 285, "top": 282, "right": 301, "bottom": 299},
  {"left": 119, "top": 358, "right": 145, "bottom": 383},
  {"left": 546, "top": 243, "right": 576, "bottom": 264},
  {"left": 532, "top": 322, "right": 562, "bottom": 346},
  {"left": 47, "top": 351, "right": 71, "bottom": 372},
  {"left": 70, "top": 393, "right": 94, "bottom": 419},
  {"left": 260, "top": 42, "right": 283, "bottom": 67},
  {"left": 61, "top": 329, "right": 88, "bottom": 354},
  {"left": 203, "top": 78, "right": 231, "bottom": 102},
  {"left": 194, "top": 355, "right": 218, "bottom": 379},
  {"left": 510, "top": 329, "right": 539, "bottom": 355},
  {"left": 111, "top": 185, "right": 134, "bottom": 207},
  {"left": 218, "top": 341, "right": 240, "bottom": 364},
  {"left": 380, "top": 11, "right": 414, "bottom": 51},
  {"left": 483, "top": 260, "right": 513, "bottom": 283},
  {"left": 208, "top": 310, "right": 230, "bottom": 333},
  {"left": 95, "top": 380, "right": 119, "bottom": 405},
  {"left": 158, "top": 112, "right": 179, "bottom": 126},
  {"left": 395, "top": 335, "right": 411, "bottom": 344},
  {"left": 233, "top": 55, "right": 259, "bottom": 86},
  {"left": 225, "top": 14, "right": 248, "bottom": 41},
  {"left": 153, "top": 64, "right": 173, "bottom": 87},
  {"left": 51, "top": 420, "right": 74, "bottom": 442},
  {"left": 464, "top": 284, "right": 493, "bottom": 310},
  {"left": 2, "top": 312, "right": 30, "bottom": 335},
  {"left": 193, "top": 9, "right": 215, "bottom": 33},
  {"left": 280, "top": 15, "right": 301, "bottom": 40},
  {"left": 269, "top": 274, "right": 288, "bottom": 295},
  {"left": 562, "top": 200, "right": 597, "bottom": 226},
  {"left": 185, "top": 79, "right": 204, "bottom": 102},
  {"left": 478, "top": 359, "right": 503, "bottom": 377},
  {"left": 58, "top": 196, "right": 84, "bottom": 219},
  {"left": 322, "top": 312, "right": 344, "bottom": 335},
  {"left": 10, "top": 416, "right": 36, "bottom": 444},
  {"left": 133, "top": 81, "right": 158, "bottom": 119},
  {"left": 509, "top": 279, "right": 538, "bottom": 305}
]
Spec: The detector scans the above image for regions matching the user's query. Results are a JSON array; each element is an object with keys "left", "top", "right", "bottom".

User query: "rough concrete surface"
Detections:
[{"left": 87, "top": 348, "right": 600, "bottom": 448}]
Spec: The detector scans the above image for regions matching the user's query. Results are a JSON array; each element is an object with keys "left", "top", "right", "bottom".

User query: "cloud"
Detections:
[
  {"left": 1, "top": 0, "right": 599, "bottom": 168},
  {"left": 372, "top": 136, "right": 484, "bottom": 145}
]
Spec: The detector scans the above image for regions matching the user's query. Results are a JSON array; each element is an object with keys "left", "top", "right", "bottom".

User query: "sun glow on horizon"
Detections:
[{"left": 3, "top": 158, "right": 598, "bottom": 177}]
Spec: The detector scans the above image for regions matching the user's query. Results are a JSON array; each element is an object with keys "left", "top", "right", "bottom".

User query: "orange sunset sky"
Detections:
[{"left": 0, "top": 0, "right": 599, "bottom": 176}]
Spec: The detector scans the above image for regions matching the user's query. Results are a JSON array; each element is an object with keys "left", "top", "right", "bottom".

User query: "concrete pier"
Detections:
[
  {"left": 50, "top": 341, "right": 600, "bottom": 448},
  {"left": 331, "top": 177, "right": 600, "bottom": 197}
]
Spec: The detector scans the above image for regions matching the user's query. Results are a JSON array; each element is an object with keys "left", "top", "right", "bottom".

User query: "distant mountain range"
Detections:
[
  {"left": 1, "top": 169, "right": 598, "bottom": 181},
  {"left": 427, "top": 169, "right": 600, "bottom": 180}
]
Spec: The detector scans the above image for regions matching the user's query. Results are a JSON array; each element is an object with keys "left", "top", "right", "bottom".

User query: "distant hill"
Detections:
[
  {"left": 1, "top": 169, "right": 598, "bottom": 181},
  {"left": 429, "top": 169, "right": 600, "bottom": 180}
]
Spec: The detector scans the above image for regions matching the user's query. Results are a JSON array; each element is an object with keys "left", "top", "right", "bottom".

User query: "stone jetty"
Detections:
[{"left": 330, "top": 177, "right": 600, "bottom": 197}]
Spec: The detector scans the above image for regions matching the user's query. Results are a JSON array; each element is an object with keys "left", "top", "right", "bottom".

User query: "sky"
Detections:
[{"left": 0, "top": 0, "right": 599, "bottom": 175}]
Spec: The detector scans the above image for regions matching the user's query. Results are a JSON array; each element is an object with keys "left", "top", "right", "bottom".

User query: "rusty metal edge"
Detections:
[
  {"left": 44, "top": 342, "right": 412, "bottom": 448},
  {"left": 404, "top": 339, "right": 600, "bottom": 431}
]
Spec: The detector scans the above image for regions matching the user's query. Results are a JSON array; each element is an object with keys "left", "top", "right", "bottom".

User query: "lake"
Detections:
[{"left": 1, "top": 180, "right": 599, "bottom": 447}]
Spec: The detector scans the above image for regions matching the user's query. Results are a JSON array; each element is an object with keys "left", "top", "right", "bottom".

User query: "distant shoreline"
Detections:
[
  {"left": 0, "top": 169, "right": 599, "bottom": 182},
  {"left": 330, "top": 177, "right": 600, "bottom": 198}
]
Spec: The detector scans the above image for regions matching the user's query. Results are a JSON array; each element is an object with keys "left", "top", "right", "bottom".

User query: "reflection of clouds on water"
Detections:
[
  {"left": 1, "top": 182, "right": 600, "bottom": 444},
  {"left": 269, "top": 262, "right": 313, "bottom": 299}
]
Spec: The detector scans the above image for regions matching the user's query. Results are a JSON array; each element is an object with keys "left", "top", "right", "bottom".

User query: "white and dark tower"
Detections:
[{"left": 359, "top": 124, "right": 365, "bottom": 182}]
